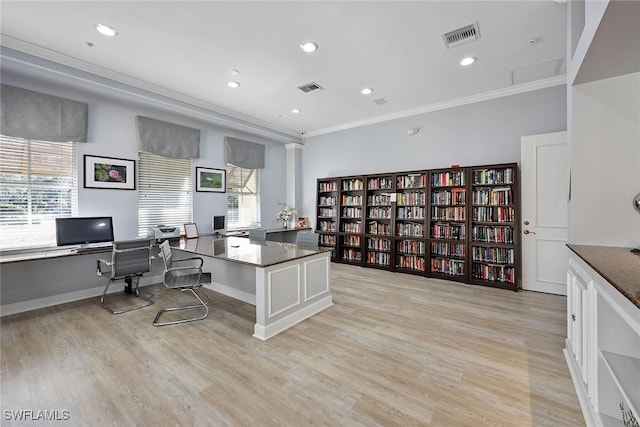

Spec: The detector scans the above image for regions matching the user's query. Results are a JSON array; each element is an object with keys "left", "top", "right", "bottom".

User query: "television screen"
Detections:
[
  {"left": 213, "top": 215, "right": 225, "bottom": 234},
  {"left": 55, "top": 216, "right": 114, "bottom": 246}
]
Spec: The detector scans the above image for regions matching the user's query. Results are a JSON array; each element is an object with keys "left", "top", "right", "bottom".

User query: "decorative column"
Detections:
[{"left": 285, "top": 143, "right": 303, "bottom": 225}]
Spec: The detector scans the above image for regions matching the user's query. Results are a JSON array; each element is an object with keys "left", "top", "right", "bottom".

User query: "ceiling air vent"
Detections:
[
  {"left": 373, "top": 98, "right": 387, "bottom": 105},
  {"left": 298, "top": 81, "right": 324, "bottom": 93},
  {"left": 442, "top": 22, "right": 480, "bottom": 49}
]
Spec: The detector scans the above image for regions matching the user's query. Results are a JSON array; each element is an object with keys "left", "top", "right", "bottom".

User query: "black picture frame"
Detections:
[
  {"left": 196, "top": 167, "right": 226, "bottom": 193},
  {"left": 84, "top": 154, "right": 136, "bottom": 190}
]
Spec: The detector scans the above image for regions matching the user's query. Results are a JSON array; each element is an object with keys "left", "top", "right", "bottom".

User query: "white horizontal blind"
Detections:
[
  {"left": 0, "top": 136, "right": 77, "bottom": 250},
  {"left": 227, "top": 164, "right": 260, "bottom": 229},
  {"left": 138, "top": 152, "right": 192, "bottom": 237}
]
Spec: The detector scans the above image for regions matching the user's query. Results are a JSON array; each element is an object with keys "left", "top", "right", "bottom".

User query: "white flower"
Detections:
[{"left": 276, "top": 204, "right": 297, "bottom": 221}]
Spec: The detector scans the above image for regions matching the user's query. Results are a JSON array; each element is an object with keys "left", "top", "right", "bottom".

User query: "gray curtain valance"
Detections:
[
  {"left": 136, "top": 116, "right": 200, "bottom": 159},
  {"left": 0, "top": 84, "right": 88, "bottom": 142},
  {"left": 224, "top": 136, "right": 265, "bottom": 169}
]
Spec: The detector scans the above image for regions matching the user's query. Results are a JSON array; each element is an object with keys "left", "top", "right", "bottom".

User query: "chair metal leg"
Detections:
[
  {"left": 153, "top": 287, "right": 209, "bottom": 326},
  {"left": 100, "top": 276, "right": 154, "bottom": 315}
]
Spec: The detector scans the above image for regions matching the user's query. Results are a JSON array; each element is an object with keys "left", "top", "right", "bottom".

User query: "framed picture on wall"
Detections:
[
  {"left": 84, "top": 155, "right": 136, "bottom": 190},
  {"left": 196, "top": 167, "right": 226, "bottom": 193}
]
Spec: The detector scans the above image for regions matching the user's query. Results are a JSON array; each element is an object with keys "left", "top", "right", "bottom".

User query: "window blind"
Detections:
[
  {"left": 138, "top": 151, "right": 192, "bottom": 237},
  {"left": 227, "top": 164, "right": 260, "bottom": 229},
  {"left": 0, "top": 136, "right": 78, "bottom": 250}
]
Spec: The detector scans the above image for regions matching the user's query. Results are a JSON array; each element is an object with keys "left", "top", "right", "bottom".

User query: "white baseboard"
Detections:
[
  {"left": 0, "top": 276, "right": 160, "bottom": 317},
  {"left": 204, "top": 281, "right": 256, "bottom": 305},
  {"left": 253, "top": 295, "right": 333, "bottom": 341}
]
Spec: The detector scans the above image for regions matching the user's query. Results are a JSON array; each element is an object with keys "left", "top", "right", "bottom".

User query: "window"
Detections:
[
  {"left": 226, "top": 164, "right": 260, "bottom": 229},
  {"left": 0, "top": 136, "right": 77, "bottom": 250},
  {"left": 138, "top": 152, "right": 192, "bottom": 236}
]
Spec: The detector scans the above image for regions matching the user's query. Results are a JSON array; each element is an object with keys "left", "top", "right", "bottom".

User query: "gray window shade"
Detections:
[
  {"left": 0, "top": 84, "right": 88, "bottom": 143},
  {"left": 136, "top": 116, "right": 200, "bottom": 159},
  {"left": 224, "top": 136, "right": 265, "bottom": 169},
  {"left": 138, "top": 152, "right": 193, "bottom": 237}
]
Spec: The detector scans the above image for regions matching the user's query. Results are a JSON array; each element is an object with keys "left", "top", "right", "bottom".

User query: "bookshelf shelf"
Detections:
[{"left": 316, "top": 162, "right": 520, "bottom": 290}]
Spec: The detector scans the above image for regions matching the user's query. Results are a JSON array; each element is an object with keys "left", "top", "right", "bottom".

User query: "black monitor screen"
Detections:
[
  {"left": 55, "top": 216, "right": 114, "bottom": 246},
  {"left": 213, "top": 215, "right": 225, "bottom": 233}
]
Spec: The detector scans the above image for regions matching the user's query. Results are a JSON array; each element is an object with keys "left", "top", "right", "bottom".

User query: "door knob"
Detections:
[{"left": 524, "top": 230, "right": 536, "bottom": 235}]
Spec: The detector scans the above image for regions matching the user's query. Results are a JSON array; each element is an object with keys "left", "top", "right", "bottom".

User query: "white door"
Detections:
[{"left": 520, "top": 131, "right": 569, "bottom": 295}]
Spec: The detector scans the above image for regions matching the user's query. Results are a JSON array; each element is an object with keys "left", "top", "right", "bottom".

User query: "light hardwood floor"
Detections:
[{"left": 1, "top": 264, "right": 584, "bottom": 426}]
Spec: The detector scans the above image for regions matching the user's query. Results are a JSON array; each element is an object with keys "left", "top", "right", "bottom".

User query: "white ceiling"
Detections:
[{"left": 0, "top": 1, "right": 567, "bottom": 139}]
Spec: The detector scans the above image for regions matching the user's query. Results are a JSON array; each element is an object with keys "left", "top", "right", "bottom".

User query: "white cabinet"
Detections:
[{"left": 565, "top": 252, "right": 640, "bottom": 427}]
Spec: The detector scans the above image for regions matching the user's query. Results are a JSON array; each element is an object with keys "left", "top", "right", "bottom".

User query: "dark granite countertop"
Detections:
[{"left": 567, "top": 244, "right": 640, "bottom": 309}]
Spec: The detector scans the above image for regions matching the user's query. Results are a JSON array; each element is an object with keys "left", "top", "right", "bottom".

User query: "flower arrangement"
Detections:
[{"left": 276, "top": 203, "right": 297, "bottom": 229}]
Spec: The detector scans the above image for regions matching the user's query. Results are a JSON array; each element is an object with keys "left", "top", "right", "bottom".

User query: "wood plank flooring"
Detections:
[{"left": 0, "top": 264, "right": 584, "bottom": 426}]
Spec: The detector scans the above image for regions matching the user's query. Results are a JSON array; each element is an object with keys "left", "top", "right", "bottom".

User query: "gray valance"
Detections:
[
  {"left": 0, "top": 84, "right": 88, "bottom": 142},
  {"left": 136, "top": 116, "right": 200, "bottom": 158},
  {"left": 224, "top": 136, "right": 265, "bottom": 169}
]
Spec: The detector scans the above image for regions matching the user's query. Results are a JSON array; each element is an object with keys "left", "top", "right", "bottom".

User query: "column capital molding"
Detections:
[{"left": 284, "top": 143, "right": 304, "bottom": 150}]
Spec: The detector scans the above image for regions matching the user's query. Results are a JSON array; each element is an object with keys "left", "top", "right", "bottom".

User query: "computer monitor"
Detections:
[
  {"left": 55, "top": 216, "right": 114, "bottom": 246},
  {"left": 212, "top": 215, "right": 225, "bottom": 235}
]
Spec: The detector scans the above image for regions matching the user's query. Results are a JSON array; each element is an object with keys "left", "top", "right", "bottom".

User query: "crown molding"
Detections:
[{"left": 302, "top": 75, "right": 567, "bottom": 139}]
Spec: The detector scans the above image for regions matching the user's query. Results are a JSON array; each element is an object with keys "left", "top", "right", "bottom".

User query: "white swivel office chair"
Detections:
[
  {"left": 248, "top": 228, "right": 267, "bottom": 241},
  {"left": 97, "top": 238, "right": 154, "bottom": 314},
  {"left": 296, "top": 231, "right": 319, "bottom": 247},
  {"left": 154, "top": 240, "right": 209, "bottom": 326}
]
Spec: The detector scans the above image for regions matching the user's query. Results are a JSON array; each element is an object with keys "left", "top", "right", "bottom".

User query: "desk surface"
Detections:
[{"left": 178, "top": 235, "right": 329, "bottom": 268}]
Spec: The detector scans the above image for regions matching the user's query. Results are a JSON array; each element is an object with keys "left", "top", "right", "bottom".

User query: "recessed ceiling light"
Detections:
[
  {"left": 460, "top": 56, "right": 476, "bottom": 66},
  {"left": 94, "top": 23, "right": 119, "bottom": 37},
  {"left": 230, "top": 69, "right": 240, "bottom": 75},
  {"left": 227, "top": 81, "right": 240, "bottom": 88},
  {"left": 291, "top": 108, "right": 301, "bottom": 114},
  {"left": 300, "top": 41, "right": 318, "bottom": 53},
  {"left": 361, "top": 88, "right": 374, "bottom": 95}
]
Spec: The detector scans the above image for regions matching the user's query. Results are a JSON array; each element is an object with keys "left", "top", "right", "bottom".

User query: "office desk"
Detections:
[{"left": 177, "top": 236, "right": 333, "bottom": 340}]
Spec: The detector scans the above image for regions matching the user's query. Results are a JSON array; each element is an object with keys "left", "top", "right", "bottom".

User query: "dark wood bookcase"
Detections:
[{"left": 315, "top": 162, "right": 520, "bottom": 291}]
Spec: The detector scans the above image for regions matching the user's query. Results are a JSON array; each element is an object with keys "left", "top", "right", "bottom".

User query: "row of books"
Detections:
[
  {"left": 472, "top": 264, "right": 515, "bottom": 283},
  {"left": 318, "top": 181, "right": 337, "bottom": 192},
  {"left": 432, "top": 171, "right": 465, "bottom": 187},
  {"left": 472, "top": 206, "right": 515, "bottom": 222},
  {"left": 341, "top": 207, "right": 362, "bottom": 218},
  {"left": 341, "top": 222, "right": 362, "bottom": 233},
  {"left": 367, "top": 206, "right": 391, "bottom": 219},
  {"left": 342, "top": 179, "right": 363, "bottom": 191},
  {"left": 318, "top": 220, "right": 336, "bottom": 232},
  {"left": 471, "top": 247, "right": 515, "bottom": 264},
  {"left": 396, "top": 191, "right": 426, "bottom": 206},
  {"left": 368, "top": 252, "right": 391, "bottom": 266},
  {"left": 342, "top": 235, "right": 361, "bottom": 246},
  {"left": 318, "top": 207, "right": 336, "bottom": 217},
  {"left": 472, "top": 168, "right": 514, "bottom": 185},
  {"left": 431, "top": 258, "right": 465, "bottom": 276},
  {"left": 366, "top": 237, "right": 391, "bottom": 251},
  {"left": 431, "top": 189, "right": 465, "bottom": 205},
  {"left": 472, "top": 226, "right": 515, "bottom": 244},
  {"left": 318, "top": 196, "right": 336, "bottom": 206},
  {"left": 396, "top": 223, "right": 424, "bottom": 238},
  {"left": 431, "top": 206, "right": 465, "bottom": 221},
  {"left": 397, "top": 174, "right": 427, "bottom": 189},
  {"left": 397, "top": 254, "right": 425, "bottom": 271},
  {"left": 431, "top": 242, "right": 465, "bottom": 257},
  {"left": 397, "top": 206, "right": 425, "bottom": 220},
  {"left": 342, "top": 249, "right": 361, "bottom": 262},
  {"left": 341, "top": 195, "right": 362, "bottom": 206},
  {"left": 472, "top": 188, "right": 512, "bottom": 206},
  {"left": 319, "top": 235, "right": 335, "bottom": 245},
  {"left": 431, "top": 222, "right": 465, "bottom": 240},
  {"left": 367, "top": 177, "right": 393, "bottom": 190},
  {"left": 368, "top": 221, "right": 391, "bottom": 235},
  {"left": 397, "top": 239, "right": 425, "bottom": 255},
  {"left": 367, "top": 194, "right": 392, "bottom": 206}
]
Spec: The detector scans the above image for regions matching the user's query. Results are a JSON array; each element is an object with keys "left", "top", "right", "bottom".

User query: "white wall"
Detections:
[
  {"left": 301, "top": 85, "right": 568, "bottom": 226},
  {"left": 1, "top": 68, "right": 288, "bottom": 239},
  {"left": 570, "top": 72, "right": 640, "bottom": 247}
]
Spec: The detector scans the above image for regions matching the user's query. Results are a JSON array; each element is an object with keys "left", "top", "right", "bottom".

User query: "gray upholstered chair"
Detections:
[
  {"left": 153, "top": 240, "right": 209, "bottom": 326},
  {"left": 97, "top": 238, "right": 154, "bottom": 314},
  {"left": 248, "top": 228, "right": 267, "bottom": 241},
  {"left": 296, "top": 231, "right": 319, "bottom": 247}
]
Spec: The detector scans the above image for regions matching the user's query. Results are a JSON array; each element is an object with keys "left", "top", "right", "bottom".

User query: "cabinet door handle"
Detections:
[{"left": 571, "top": 314, "right": 576, "bottom": 321}]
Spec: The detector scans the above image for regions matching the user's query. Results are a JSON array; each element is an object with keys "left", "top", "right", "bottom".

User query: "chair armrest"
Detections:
[
  {"left": 173, "top": 257, "right": 204, "bottom": 268},
  {"left": 96, "top": 258, "right": 112, "bottom": 277}
]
